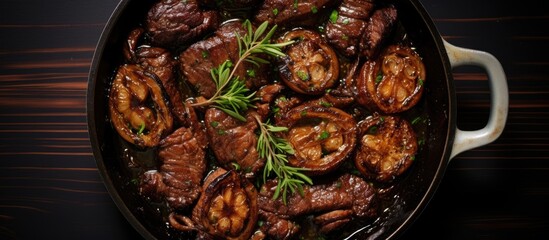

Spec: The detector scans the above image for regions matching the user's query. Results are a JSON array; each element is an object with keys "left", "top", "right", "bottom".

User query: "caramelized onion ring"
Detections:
[
  {"left": 278, "top": 102, "right": 357, "bottom": 175},
  {"left": 192, "top": 169, "right": 258, "bottom": 240},
  {"left": 278, "top": 29, "right": 339, "bottom": 95},
  {"left": 356, "top": 45, "right": 426, "bottom": 113},
  {"left": 354, "top": 115, "right": 418, "bottom": 182},
  {"left": 108, "top": 64, "right": 173, "bottom": 148}
]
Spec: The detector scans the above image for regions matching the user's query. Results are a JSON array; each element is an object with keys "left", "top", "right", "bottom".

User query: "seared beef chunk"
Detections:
[
  {"left": 272, "top": 95, "right": 303, "bottom": 124},
  {"left": 254, "top": 0, "right": 339, "bottom": 26},
  {"left": 256, "top": 83, "right": 285, "bottom": 104},
  {"left": 146, "top": 0, "right": 219, "bottom": 48},
  {"left": 255, "top": 83, "right": 286, "bottom": 119},
  {"left": 204, "top": 108, "right": 264, "bottom": 178},
  {"left": 179, "top": 20, "right": 269, "bottom": 98},
  {"left": 258, "top": 173, "right": 378, "bottom": 238},
  {"left": 325, "top": 0, "right": 375, "bottom": 57},
  {"left": 355, "top": 115, "right": 418, "bottom": 183},
  {"left": 139, "top": 108, "right": 208, "bottom": 209},
  {"left": 123, "top": 28, "right": 145, "bottom": 62},
  {"left": 325, "top": 2, "right": 397, "bottom": 59},
  {"left": 192, "top": 168, "right": 259, "bottom": 240},
  {"left": 134, "top": 47, "right": 175, "bottom": 84},
  {"left": 258, "top": 210, "right": 300, "bottom": 240},
  {"left": 360, "top": 5, "right": 398, "bottom": 59}
]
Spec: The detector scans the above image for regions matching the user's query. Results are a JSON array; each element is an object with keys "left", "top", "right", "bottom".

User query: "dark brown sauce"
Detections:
[{"left": 110, "top": 4, "right": 431, "bottom": 239}]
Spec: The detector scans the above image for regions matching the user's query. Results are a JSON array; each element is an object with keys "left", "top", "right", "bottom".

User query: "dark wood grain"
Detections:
[{"left": 1, "top": 0, "right": 548, "bottom": 239}]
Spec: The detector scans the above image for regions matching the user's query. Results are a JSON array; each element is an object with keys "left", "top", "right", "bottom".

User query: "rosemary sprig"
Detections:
[
  {"left": 191, "top": 20, "right": 294, "bottom": 121},
  {"left": 255, "top": 116, "right": 313, "bottom": 205},
  {"left": 188, "top": 20, "right": 309, "bottom": 203},
  {"left": 209, "top": 60, "right": 255, "bottom": 121}
]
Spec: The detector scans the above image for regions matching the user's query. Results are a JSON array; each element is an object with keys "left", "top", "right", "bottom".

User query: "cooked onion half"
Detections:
[
  {"left": 108, "top": 64, "right": 173, "bottom": 148},
  {"left": 192, "top": 169, "right": 258, "bottom": 240},
  {"left": 278, "top": 29, "right": 339, "bottom": 95},
  {"left": 279, "top": 102, "right": 357, "bottom": 175},
  {"left": 355, "top": 115, "right": 418, "bottom": 183},
  {"left": 357, "top": 44, "right": 426, "bottom": 113}
]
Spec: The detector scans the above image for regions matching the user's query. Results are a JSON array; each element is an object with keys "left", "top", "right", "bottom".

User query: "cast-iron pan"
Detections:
[{"left": 87, "top": 0, "right": 508, "bottom": 238}]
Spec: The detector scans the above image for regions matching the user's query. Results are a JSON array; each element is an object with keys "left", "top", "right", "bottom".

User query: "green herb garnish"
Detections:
[
  {"left": 368, "top": 126, "right": 378, "bottom": 134},
  {"left": 217, "top": 129, "right": 227, "bottom": 135},
  {"left": 318, "top": 131, "right": 330, "bottom": 140},
  {"left": 201, "top": 50, "right": 209, "bottom": 58},
  {"left": 256, "top": 117, "right": 313, "bottom": 205},
  {"left": 411, "top": 116, "right": 422, "bottom": 125},
  {"left": 246, "top": 69, "right": 256, "bottom": 77},
  {"left": 319, "top": 101, "right": 332, "bottom": 108},
  {"left": 231, "top": 162, "right": 241, "bottom": 170},
  {"left": 329, "top": 10, "right": 338, "bottom": 24},
  {"left": 311, "top": 6, "right": 318, "bottom": 14},
  {"left": 296, "top": 70, "right": 309, "bottom": 81},
  {"left": 375, "top": 72, "right": 383, "bottom": 83},
  {"left": 136, "top": 123, "right": 145, "bottom": 135},
  {"left": 191, "top": 20, "right": 294, "bottom": 121}
]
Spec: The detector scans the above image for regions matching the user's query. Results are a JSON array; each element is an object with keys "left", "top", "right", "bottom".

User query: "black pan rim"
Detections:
[{"left": 87, "top": 0, "right": 158, "bottom": 239}]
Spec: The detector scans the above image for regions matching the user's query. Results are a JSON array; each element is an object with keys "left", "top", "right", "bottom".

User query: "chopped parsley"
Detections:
[
  {"left": 375, "top": 72, "right": 383, "bottom": 83},
  {"left": 318, "top": 131, "right": 330, "bottom": 140},
  {"left": 296, "top": 70, "right": 309, "bottom": 81},
  {"left": 329, "top": 10, "right": 338, "bottom": 24},
  {"left": 231, "top": 162, "right": 241, "bottom": 170},
  {"left": 201, "top": 50, "right": 209, "bottom": 58},
  {"left": 319, "top": 101, "right": 332, "bottom": 108},
  {"left": 137, "top": 123, "right": 145, "bottom": 135},
  {"left": 368, "top": 126, "right": 378, "bottom": 134},
  {"left": 411, "top": 116, "right": 422, "bottom": 125},
  {"left": 246, "top": 69, "right": 256, "bottom": 77}
]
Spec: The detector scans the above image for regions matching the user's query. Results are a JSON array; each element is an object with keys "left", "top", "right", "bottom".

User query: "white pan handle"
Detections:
[{"left": 444, "top": 40, "right": 509, "bottom": 160}]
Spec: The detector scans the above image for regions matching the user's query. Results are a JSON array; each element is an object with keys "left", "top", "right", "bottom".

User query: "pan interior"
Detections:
[{"left": 87, "top": 0, "right": 454, "bottom": 239}]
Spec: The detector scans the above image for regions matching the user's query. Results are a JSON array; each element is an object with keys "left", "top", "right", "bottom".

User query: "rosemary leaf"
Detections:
[{"left": 254, "top": 21, "right": 269, "bottom": 42}]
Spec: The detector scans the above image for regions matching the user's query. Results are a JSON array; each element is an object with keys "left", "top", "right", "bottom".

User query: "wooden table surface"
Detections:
[{"left": 1, "top": 0, "right": 548, "bottom": 239}]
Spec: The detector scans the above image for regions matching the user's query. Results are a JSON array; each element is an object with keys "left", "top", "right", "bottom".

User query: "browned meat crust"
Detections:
[{"left": 146, "top": 0, "right": 219, "bottom": 47}]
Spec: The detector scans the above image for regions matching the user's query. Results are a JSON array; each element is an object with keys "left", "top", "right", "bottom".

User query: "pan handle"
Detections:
[{"left": 443, "top": 40, "right": 509, "bottom": 160}]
